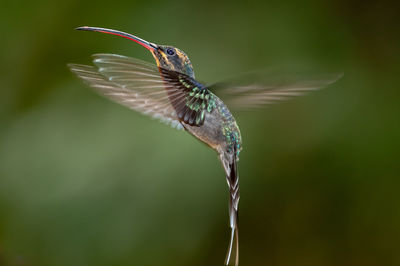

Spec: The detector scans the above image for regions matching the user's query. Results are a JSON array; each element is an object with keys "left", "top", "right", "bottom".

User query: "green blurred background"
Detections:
[{"left": 1, "top": 0, "right": 399, "bottom": 265}]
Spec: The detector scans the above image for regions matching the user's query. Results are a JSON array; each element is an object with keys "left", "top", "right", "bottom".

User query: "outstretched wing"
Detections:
[
  {"left": 212, "top": 70, "right": 343, "bottom": 110},
  {"left": 69, "top": 54, "right": 214, "bottom": 129}
]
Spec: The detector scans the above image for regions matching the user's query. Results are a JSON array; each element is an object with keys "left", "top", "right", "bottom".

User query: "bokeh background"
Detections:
[{"left": 1, "top": 0, "right": 399, "bottom": 265}]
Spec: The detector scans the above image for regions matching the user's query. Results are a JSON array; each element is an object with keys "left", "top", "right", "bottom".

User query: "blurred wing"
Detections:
[
  {"left": 68, "top": 60, "right": 183, "bottom": 130},
  {"left": 90, "top": 53, "right": 214, "bottom": 127},
  {"left": 69, "top": 53, "right": 213, "bottom": 129},
  {"left": 212, "top": 71, "right": 343, "bottom": 110}
]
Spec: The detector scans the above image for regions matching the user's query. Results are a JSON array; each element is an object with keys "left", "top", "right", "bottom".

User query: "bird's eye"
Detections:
[{"left": 166, "top": 48, "right": 175, "bottom": 55}]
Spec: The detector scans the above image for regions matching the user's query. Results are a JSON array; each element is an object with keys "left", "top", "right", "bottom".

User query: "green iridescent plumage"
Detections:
[{"left": 160, "top": 71, "right": 216, "bottom": 126}]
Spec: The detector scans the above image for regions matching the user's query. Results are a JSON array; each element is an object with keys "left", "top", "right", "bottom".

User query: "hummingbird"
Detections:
[{"left": 68, "top": 26, "right": 342, "bottom": 265}]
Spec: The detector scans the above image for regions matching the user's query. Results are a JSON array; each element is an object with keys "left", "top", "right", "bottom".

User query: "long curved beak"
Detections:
[{"left": 76, "top": 26, "right": 158, "bottom": 52}]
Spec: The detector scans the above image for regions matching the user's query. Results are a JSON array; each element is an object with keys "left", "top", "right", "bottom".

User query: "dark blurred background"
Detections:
[{"left": 1, "top": 0, "right": 399, "bottom": 265}]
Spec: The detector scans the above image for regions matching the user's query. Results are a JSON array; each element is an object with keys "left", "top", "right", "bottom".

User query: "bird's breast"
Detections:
[{"left": 182, "top": 95, "right": 242, "bottom": 157}]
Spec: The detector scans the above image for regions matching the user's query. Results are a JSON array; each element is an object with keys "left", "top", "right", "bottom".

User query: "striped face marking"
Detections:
[{"left": 152, "top": 46, "right": 194, "bottom": 77}]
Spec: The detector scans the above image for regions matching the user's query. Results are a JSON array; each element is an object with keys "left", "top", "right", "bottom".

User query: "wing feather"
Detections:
[
  {"left": 68, "top": 61, "right": 183, "bottom": 130},
  {"left": 89, "top": 54, "right": 215, "bottom": 127},
  {"left": 212, "top": 71, "right": 343, "bottom": 110},
  {"left": 69, "top": 53, "right": 216, "bottom": 129}
]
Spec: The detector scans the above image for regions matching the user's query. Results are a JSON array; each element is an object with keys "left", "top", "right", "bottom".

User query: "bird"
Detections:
[{"left": 68, "top": 26, "right": 342, "bottom": 266}]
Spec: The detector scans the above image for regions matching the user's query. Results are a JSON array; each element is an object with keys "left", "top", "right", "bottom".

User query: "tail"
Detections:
[{"left": 223, "top": 153, "right": 240, "bottom": 266}]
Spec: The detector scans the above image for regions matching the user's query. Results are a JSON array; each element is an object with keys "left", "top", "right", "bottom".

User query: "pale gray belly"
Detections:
[{"left": 182, "top": 108, "right": 226, "bottom": 151}]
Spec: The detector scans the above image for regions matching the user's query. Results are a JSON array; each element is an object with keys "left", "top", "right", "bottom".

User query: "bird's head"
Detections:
[
  {"left": 151, "top": 45, "right": 194, "bottom": 78},
  {"left": 76, "top": 26, "right": 195, "bottom": 78}
]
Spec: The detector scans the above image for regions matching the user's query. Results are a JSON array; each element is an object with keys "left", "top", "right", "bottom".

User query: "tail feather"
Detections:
[{"left": 224, "top": 153, "right": 240, "bottom": 266}]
